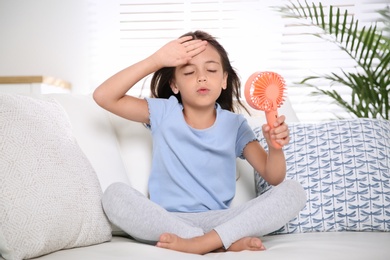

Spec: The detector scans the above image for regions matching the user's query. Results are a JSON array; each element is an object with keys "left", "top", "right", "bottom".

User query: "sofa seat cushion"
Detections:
[
  {"left": 255, "top": 118, "right": 390, "bottom": 233},
  {"left": 13, "top": 232, "right": 390, "bottom": 260},
  {"left": 0, "top": 94, "right": 112, "bottom": 260},
  {"left": 43, "top": 94, "right": 132, "bottom": 191}
]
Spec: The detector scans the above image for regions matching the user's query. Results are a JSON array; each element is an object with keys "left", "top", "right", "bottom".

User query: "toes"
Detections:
[
  {"left": 159, "top": 234, "right": 168, "bottom": 243},
  {"left": 251, "top": 238, "right": 261, "bottom": 247},
  {"left": 157, "top": 233, "right": 180, "bottom": 249},
  {"left": 250, "top": 238, "right": 266, "bottom": 250},
  {"left": 159, "top": 233, "right": 174, "bottom": 243}
]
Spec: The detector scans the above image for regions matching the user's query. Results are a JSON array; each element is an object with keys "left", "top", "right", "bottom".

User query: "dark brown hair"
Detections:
[{"left": 150, "top": 30, "right": 247, "bottom": 113}]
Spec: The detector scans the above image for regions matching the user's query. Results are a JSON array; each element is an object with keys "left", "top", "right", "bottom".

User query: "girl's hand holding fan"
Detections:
[{"left": 244, "top": 71, "right": 286, "bottom": 149}]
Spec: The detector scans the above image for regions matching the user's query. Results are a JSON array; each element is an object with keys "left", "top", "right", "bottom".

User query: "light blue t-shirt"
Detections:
[{"left": 145, "top": 96, "right": 256, "bottom": 213}]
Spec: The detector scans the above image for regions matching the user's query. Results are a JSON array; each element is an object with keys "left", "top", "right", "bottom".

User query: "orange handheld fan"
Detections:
[{"left": 244, "top": 71, "right": 286, "bottom": 148}]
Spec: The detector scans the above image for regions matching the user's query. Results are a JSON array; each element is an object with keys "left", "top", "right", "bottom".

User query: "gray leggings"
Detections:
[{"left": 102, "top": 179, "right": 306, "bottom": 249}]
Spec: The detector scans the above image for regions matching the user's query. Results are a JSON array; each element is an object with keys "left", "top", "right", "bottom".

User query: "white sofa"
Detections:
[{"left": 1, "top": 92, "right": 389, "bottom": 260}]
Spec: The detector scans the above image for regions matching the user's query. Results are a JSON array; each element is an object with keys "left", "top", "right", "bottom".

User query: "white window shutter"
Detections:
[
  {"left": 88, "top": 0, "right": 388, "bottom": 122},
  {"left": 278, "top": 0, "right": 389, "bottom": 122}
]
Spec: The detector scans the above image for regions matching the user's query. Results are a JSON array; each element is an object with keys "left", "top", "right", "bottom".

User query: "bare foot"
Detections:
[
  {"left": 212, "top": 237, "right": 265, "bottom": 252},
  {"left": 227, "top": 237, "right": 266, "bottom": 252},
  {"left": 156, "top": 231, "right": 222, "bottom": 254},
  {"left": 156, "top": 232, "right": 265, "bottom": 254}
]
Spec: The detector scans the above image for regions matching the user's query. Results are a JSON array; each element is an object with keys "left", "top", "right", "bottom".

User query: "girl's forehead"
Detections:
[{"left": 187, "top": 44, "right": 222, "bottom": 65}]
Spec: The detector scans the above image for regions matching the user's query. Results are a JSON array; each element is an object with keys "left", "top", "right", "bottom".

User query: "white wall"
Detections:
[{"left": 0, "top": 0, "right": 89, "bottom": 93}]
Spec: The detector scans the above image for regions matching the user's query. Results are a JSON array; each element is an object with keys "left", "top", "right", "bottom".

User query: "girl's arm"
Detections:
[
  {"left": 93, "top": 36, "right": 207, "bottom": 123},
  {"left": 243, "top": 115, "right": 290, "bottom": 186}
]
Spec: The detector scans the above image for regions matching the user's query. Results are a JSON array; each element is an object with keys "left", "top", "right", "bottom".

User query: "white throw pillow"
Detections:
[
  {"left": 0, "top": 94, "right": 112, "bottom": 259},
  {"left": 254, "top": 118, "right": 390, "bottom": 233}
]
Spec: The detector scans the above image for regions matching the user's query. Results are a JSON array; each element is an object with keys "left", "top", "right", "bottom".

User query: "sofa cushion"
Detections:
[
  {"left": 44, "top": 94, "right": 132, "bottom": 191},
  {"left": 0, "top": 94, "right": 112, "bottom": 260},
  {"left": 254, "top": 118, "right": 390, "bottom": 233}
]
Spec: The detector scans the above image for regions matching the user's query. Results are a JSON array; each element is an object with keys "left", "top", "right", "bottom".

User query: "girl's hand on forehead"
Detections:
[{"left": 151, "top": 36, "right": 207, "bottom": 68}]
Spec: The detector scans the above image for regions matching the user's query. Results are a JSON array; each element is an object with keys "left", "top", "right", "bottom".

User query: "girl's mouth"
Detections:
[{"left": 197, "top": 88, "right": 210, "bottom": 94}]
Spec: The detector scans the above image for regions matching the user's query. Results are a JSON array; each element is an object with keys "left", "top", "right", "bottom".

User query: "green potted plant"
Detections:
[{"left": 276, "top": 1, "right": 390, "bottom": 119}]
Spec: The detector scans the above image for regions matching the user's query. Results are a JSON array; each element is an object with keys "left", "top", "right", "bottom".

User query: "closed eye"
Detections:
[
  {"left": 207, "top": 70, "right": 217, "bottom": 73},
  {"left": 184, "top": 71, "right": 194, "bottom": 75}
]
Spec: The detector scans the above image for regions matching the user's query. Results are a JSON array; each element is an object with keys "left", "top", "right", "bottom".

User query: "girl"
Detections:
[{"left": 93, "top": 30, "right": 306, "bottom": 254}]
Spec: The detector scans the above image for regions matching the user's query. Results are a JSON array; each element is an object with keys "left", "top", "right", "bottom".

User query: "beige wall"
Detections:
[{"left": 0, "top": 0, "right": 90, "bottom": 93}]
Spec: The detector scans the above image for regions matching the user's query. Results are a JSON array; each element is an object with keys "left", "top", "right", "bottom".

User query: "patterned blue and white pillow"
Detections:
[{"left": 254, "top": 118, "right": 390, "bottom": 233}]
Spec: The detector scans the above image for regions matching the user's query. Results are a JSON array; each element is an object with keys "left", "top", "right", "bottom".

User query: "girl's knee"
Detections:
[
  {"left": 104, "top": 182, "right": 129, "bottom": 196},
  {"left": 279, "top": 179, "right": 307, "bottom": 209},
  {"left": 102, "top": 182, "right": 129, "bottom": 210}
]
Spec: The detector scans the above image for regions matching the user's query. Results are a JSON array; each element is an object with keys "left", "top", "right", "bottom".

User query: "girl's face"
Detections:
[{"left": 171, "top": 44, "right": 228, "bottom": 109}]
